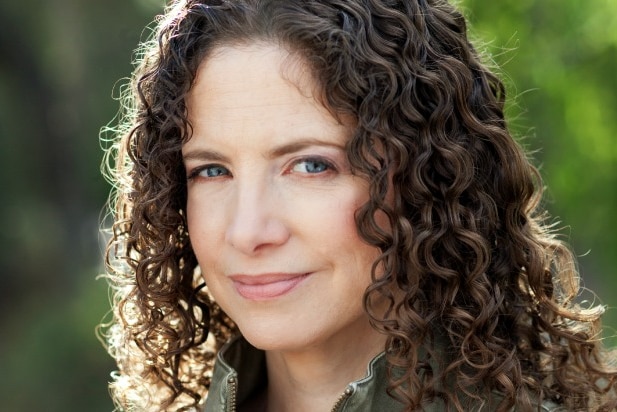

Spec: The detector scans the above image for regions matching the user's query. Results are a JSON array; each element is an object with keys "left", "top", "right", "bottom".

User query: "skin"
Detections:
[{"left": 183, "top": 42, "right": 386, "bottom": 411}]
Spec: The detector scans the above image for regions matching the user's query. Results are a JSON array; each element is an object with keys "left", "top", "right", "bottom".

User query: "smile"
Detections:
[{"left": 229, "top": 273, "right": 311, "bottom": 301}]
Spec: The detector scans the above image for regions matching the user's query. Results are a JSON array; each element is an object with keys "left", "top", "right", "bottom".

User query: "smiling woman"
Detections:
[
  {"left": 183, "top": 45, "right": 383, "bottom": 363},
  {"left": 101, "top": 0, "right": 617, "bottom": 411}
]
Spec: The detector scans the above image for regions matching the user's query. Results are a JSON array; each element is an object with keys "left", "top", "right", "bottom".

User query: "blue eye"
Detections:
[
  {"left": 292, "top": 158, "right": 333, "bottom": 174},
  {"left": 187, "top": 164, "right": 230, "bottom": 180},
  {"left": 202, "top": 165, "right": 229, "bottom": 177}
]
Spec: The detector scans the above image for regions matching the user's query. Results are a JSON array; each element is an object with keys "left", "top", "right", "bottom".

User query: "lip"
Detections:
[{"left": 229, "top": 273, "right": 311, "bottom": 301}]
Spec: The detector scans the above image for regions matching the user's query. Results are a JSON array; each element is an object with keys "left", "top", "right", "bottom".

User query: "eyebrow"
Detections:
[
  {"left": 182, "top": 137, "right": 346, "bottom": 163},
  {"left": 268, "top": 138, "right": 345, "bottom": 157},
  {"left": 182, "top": 148, "right": 228, "bottom": 163}
]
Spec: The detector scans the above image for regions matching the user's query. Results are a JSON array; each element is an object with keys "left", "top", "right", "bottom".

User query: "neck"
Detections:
[{"left": 263, "top": 325, "right": 386, "bottom": 412}]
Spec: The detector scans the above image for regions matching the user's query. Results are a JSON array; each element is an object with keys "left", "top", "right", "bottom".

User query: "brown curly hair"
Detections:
[{"left": 101, "top": 0, "right": 617, "bottom": 410}]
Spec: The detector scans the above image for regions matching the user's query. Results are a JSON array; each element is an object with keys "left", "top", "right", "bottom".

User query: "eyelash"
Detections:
[
  {"left": 288, "top": 157, "right": 337, "bottom": 175},
  {"left": 186, "top": 164, "right": 230, "bottom": 181}
]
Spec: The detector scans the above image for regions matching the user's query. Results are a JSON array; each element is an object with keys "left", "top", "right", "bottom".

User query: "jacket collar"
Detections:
[
  {"left": 202, "top": 335, "right": 406, "bottom": 412},
  {"left": 202, "top": 335, "right": 563, "bottom": 412}
]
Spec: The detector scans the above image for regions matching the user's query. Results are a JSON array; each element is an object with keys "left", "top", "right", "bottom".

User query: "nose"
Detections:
[{"left": 225, "top": 182, "right": 290, "bottom": 255}]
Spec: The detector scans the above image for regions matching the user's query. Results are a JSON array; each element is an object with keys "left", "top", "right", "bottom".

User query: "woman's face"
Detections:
[{"left": 183, "top": 43, "right": 382, "bottom": 352}]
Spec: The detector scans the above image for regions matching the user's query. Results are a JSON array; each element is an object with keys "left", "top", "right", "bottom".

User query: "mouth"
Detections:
[{"left": 229, "top": 273, "right": 311, "bottom": 301}]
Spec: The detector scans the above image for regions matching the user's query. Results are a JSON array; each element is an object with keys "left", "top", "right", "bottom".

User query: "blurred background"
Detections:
[{"left": 0, "top": 0, "right": 614, "bottom": 410}]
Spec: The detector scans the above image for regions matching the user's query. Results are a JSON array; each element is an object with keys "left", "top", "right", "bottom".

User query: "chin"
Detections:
[{"left": 238, "top": 323, "right": 319, "bottom": 352}]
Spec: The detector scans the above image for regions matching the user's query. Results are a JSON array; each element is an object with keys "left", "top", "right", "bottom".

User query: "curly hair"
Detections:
[{"left": 101, "top": 0, "right": 617, "bottom": 410}]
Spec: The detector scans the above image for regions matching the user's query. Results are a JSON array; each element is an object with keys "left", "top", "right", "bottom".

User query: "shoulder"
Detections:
[
  {"left": 512, "top": 398, "right": 566, "bottom": 412},
  {"left": 532, "top": 400, "right": 567, "bottom": 412},
  {"left": 486, "top": 391, "right": 566, "bottom": 412}
]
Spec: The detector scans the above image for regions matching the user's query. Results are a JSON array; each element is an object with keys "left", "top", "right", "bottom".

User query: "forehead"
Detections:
[
  {"left": 184, "top": 42, "right": 351, "bottom": 148},
  {"left": 191, "top": 42, "right": 315, "bottom": 105}
]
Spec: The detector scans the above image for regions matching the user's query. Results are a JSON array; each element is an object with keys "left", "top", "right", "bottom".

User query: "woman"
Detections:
[{"left": 101, "top": 0, "right": 617, "bottom": 410}]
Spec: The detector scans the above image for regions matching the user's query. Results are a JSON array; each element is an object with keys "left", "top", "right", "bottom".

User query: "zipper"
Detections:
[
  {"left": 330, "top": 386, "right": 354, "bottom": 412},
  {"left": 225, "top": 371, "right": 355, "bottom": 412},
  {"left": 226, "top": 373, "right": 238, "bottom": 412}
]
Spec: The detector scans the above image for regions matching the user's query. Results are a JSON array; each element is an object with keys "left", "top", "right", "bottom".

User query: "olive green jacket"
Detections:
[{"left": 203, "top": 336, "right": 564, "bottom": 412}]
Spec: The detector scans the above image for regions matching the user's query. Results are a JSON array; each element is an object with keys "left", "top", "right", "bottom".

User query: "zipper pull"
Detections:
[
  {"left": 226, "top": 374, "right": 238, "bottom": 412},
  {"left": 331, "top": 386, "right": 355, "bottom": 412}
]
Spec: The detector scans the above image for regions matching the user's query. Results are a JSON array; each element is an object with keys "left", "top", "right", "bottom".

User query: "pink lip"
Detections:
[{"left": 229, "top": 273, "right": 310, "bottom": 301}]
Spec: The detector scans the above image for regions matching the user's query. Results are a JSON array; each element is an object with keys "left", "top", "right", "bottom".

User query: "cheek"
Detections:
[
  {"left": 323, "top": 191, "right": 380, "bottom": 267},
  {"left": 186, "top": 200, "right": 201, "bottom": 245},
  {"left": 186, "top": 195, "right": 221, "bottom": 261}
]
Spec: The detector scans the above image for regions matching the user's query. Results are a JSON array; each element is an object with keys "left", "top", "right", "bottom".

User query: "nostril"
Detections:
[{"left": 225, "top": 199, "right": 290, "bottom": 255}]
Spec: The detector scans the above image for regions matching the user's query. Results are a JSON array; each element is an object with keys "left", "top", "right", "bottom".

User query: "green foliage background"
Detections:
[{"left": 0, "top": 0, "right": 614, "bottom": 410}]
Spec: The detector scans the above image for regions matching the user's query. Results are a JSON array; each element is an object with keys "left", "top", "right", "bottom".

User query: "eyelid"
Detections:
[
  {"left": 186, "top": 163, "right": 231, "bottom": 180},
  {"left": 288, "top": 155, "right": 338, "bottom": 174}
]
